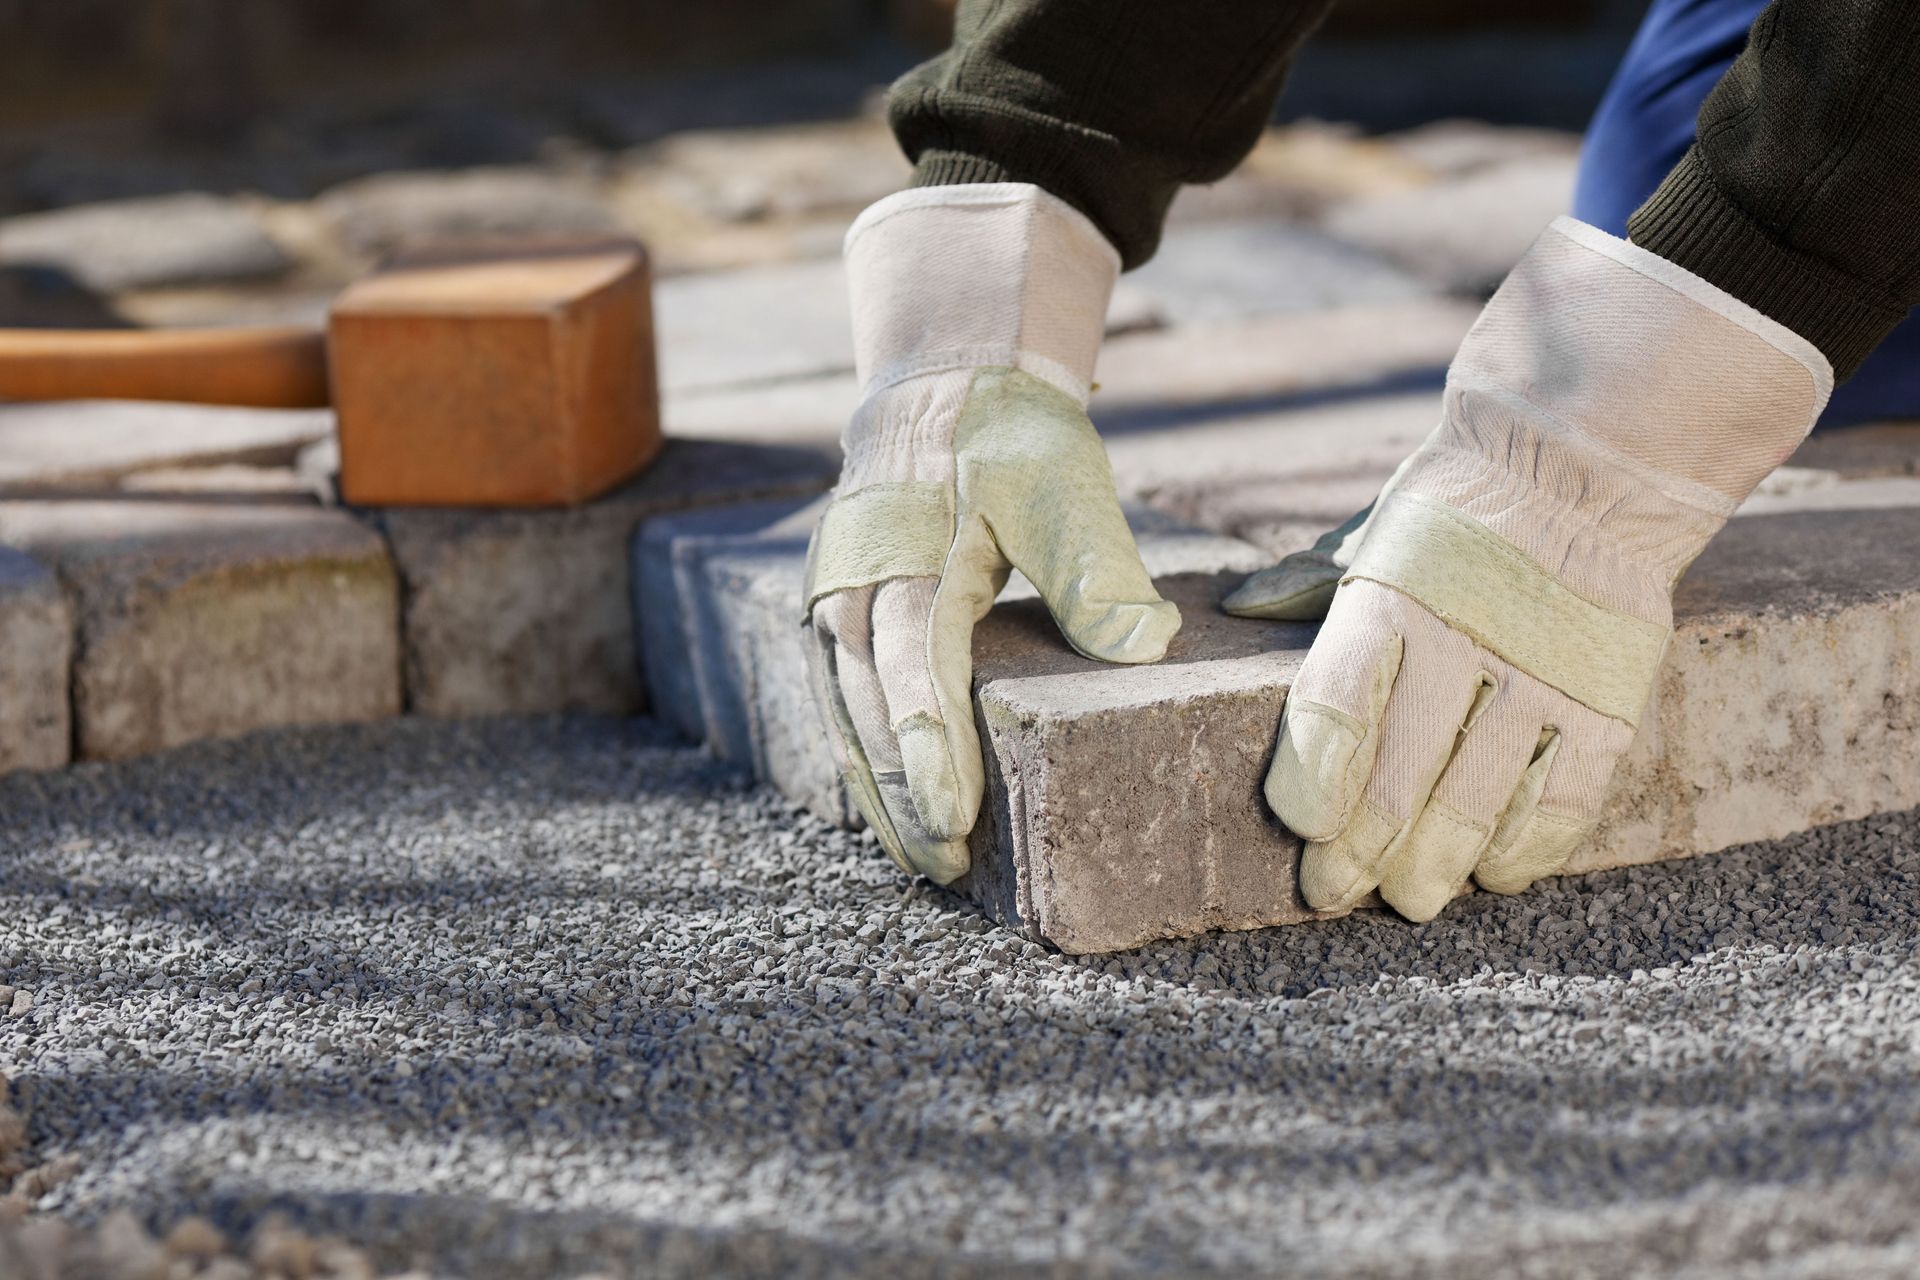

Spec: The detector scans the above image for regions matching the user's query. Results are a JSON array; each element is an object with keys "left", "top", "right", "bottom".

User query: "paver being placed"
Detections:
[
  {"left": 661, "top": 499, "right": 1920, "bottom": 954},
  {"left": 635, "top": 498, "right": 1270, "bottom": 826},
  {"left": 0, "top": 502, "right": 399, "bottom": 762},
  {"left": 0, "top": 547, "right": 72, "bottom": 773},
  {"left": 964, "top": 507, "right": 1920, "bottom": 952},
  {"left": 382, "top": 439, "right": 837, "bottom": 719}
]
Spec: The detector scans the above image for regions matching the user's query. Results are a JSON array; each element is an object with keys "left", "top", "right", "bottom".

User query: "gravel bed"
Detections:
[{"left": 3, "top": 713, "right": 1919, "bottom": 1278}]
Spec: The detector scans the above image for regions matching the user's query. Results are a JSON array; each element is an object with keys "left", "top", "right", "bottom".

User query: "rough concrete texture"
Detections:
[
  {"left": 380, "top": 439, "right": 836, "bottom": 719},
  {"left": 5, "top": 715, "right": 1920, "bottom": 1277},
  {"left": 0, "top": 502, "right": 400, "bottom": 761},
  {"left": 0, "top": 549, "right": 72, "bottom": 774},
  {"left": 0, "top": 193, "right": 294, "bottom": 292},
  {"left": 635, "top": 498, "right": 1268, "bottom": 827},
  {"left": 966, "top": 508, "right": 1920, "bottom": 953},
  {"left": 0, "top": 401, "right": 334, "bottom": 493}
]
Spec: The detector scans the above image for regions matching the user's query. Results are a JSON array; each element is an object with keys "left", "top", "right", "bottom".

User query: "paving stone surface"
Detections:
[
  {"left": 0, "top": 402, "right": 334, "bottom": 493},
  {"left": 964, "top": 507, "right": 1920, "bottom": 952},
  {"left": 1319, "top": 154, "right": 1577, "bottom": 294},
  {"left": 0, "top": 548, "right": 72, "bottom": 774},
  {"left": 0, "top": 502, "right": 400, "bottom": 761},
  {"left": 380, "top": 440, "right": 837, "bottom": 720},
  {"left": 0, "top": 194, "right": 295, "bottom": 292},
  {"left": 313, "top": 167, "right": 624, "bottom": 258},
  {"left": 1124, "top": 221, "right": 1432, "bottom": 327}
]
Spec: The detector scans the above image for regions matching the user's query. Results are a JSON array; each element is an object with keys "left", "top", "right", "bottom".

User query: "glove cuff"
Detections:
[
  {"left": 1453, "top": 216, "right": 1831, "bottom": 506},
  {"left": 844, "top": 183, "right": 1119, "bottom": 404}
]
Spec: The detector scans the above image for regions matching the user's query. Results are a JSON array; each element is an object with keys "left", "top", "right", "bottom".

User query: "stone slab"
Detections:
[
  {"left": 380, "top": 439, "right": 837, "bottom": 719},
  {"left": 0, "top": 547, "right": 73, "bottom": 773},
  {"left": 963, "top": 507, "right": 1920, "bottom": 952},
  {"left": 0, "top": 193, "right": 294, "bottom": 292},
  {"left": 1319, "top": 155, "right": 1577, "bottom": 294},
  {"left": 0, "top": 502, "right": 399, "bottom": 761},
  {"left": 0, "top": 401, "right": 334, "bottom": 493},
  {"left": 314, "top": 167, "right": 622, "bottom": 259},
  {"left": 634, "top": 497, "right": 1269, "bottom": 826},
  {"left": 1123, "top": 221, "right": 1432, "bottom": 328}
]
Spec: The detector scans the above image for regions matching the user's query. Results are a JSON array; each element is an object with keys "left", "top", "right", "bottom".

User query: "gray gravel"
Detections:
[{"left": 4, "top": 713, "right": 1920, "bottom": 1279}]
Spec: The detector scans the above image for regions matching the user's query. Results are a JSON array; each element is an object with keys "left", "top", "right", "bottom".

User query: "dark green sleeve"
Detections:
[
  {"left": 1629, "top": 0, "right": 1920, "bottom": 379},
  {"left": 888, "top": 0, "right": 1339, "bottom": 270}
]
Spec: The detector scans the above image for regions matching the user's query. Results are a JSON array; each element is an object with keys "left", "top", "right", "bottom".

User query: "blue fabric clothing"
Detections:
[{"left": 1575, "top": 0, "right": 1920, "bottom": 424}]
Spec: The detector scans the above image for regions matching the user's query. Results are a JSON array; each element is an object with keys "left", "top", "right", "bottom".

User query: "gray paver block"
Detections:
[
  {"left": 965, "top": 508, "right": 1920, "bottom": 952},
  {"left": 0, "top": 502, "right": 399, "bottom": 761},
  {"left": 0, "top": 547, "right": 73, "bottom": 773},
  {"left": 635, "top": 498, "right": 1268, "bottom": 825},
  {"left": 384, "top": 439, "right": 836, "bottom": 719}
]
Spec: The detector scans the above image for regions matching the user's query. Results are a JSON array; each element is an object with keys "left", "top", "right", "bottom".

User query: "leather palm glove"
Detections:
[
  {"left": 803, "top": 184, "right": 1180, "bottom": 884},
  {"left": 1224, "top": 218, "right": 1831, "bottom": 921}
]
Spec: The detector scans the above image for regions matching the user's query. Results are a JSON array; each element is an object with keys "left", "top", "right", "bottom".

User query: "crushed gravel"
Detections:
[{"left": 3, "top": 713, "right": 1920, "bottom": 1279}]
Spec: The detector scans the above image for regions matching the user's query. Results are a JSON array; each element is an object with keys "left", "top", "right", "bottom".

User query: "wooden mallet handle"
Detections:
[{"left": 0, "top": 327, "right": 331, "bottom": 409}]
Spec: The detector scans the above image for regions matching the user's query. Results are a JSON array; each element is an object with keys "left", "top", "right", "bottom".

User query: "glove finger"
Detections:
[
  {"left": 1376, "top": 671, "right": 1533, "bottom": 922},
  {"left": 804, "top": 608, "right": 910, "bottom": 876},
  {"left": 813, "top": 586, "right": 970, "bottom": 884},
  {"left": 871, "top": 574, "right": 981, "bottom": 845},
  {"left": 958, "top": 374, "right": 1179, "bottom": 665},
  {"left": 1292, "top": 582, "right": 1485, "bottom": 913},
  {"left": 1475, "top": 698, "right": 1633, "bottom": 894}
]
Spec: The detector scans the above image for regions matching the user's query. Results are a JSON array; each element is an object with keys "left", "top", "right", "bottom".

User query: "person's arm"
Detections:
[
  {"left": 1629, "top": 0, "right": 1920, "bottom": 381},
  {"left": 890, "top": 0, "right": 1341, "bottom": 269}
]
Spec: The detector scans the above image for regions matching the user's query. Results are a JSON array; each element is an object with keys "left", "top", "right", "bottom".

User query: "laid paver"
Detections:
[
  {"left": 0, "top": 502, "right": 399, "bottom": 762},
  {"left": 0, "top": 401, "right": 334, "bottom": 493},
  {"left": 0, "top": 193, "right": 294, "bottom": 292},
  {"left": 1123, "top": 221, "right": 1431, "bottom": 327},
  {"left": 0, "top": 547, "right": 72, "bottom": 773},
  {"left": 1319, "top": 154, "right": 1577, "bottom": 294},
  {"left": 380, "top": 439, "right": 836, "bottom": 719},
  {"left": 635, "top": 498, "right": 1269, "bottom": 825},
  {"left": 314, "top": 167, "right": 623, "bottom": 259}
]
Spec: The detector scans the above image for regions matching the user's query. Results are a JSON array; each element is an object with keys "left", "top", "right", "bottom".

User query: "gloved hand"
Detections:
[
  {"left": 1224, "top": 217, "right": 1831, "bottom": 921},
  {"left": 803, "top": 184, "right": 1180, "bottom": 884}
]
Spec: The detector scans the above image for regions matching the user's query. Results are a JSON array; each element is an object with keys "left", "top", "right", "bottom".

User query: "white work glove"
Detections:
[
  {"left": 803, "top": 184, "right": 1180, "bottom": 883},
  {"left": 1224, "top": 217, "right": 1831, "bottom": 921}
]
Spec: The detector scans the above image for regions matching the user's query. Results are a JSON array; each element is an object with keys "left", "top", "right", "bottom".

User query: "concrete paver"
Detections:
[
  {"left": 0, "top": 501, "right": 400, "bottom": 761},
  {"left": 381, "top": 439, "right": 836, "bottom": 719},
  {"left": 0, "top": 547, "right": 71, "bottom": 773}
]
